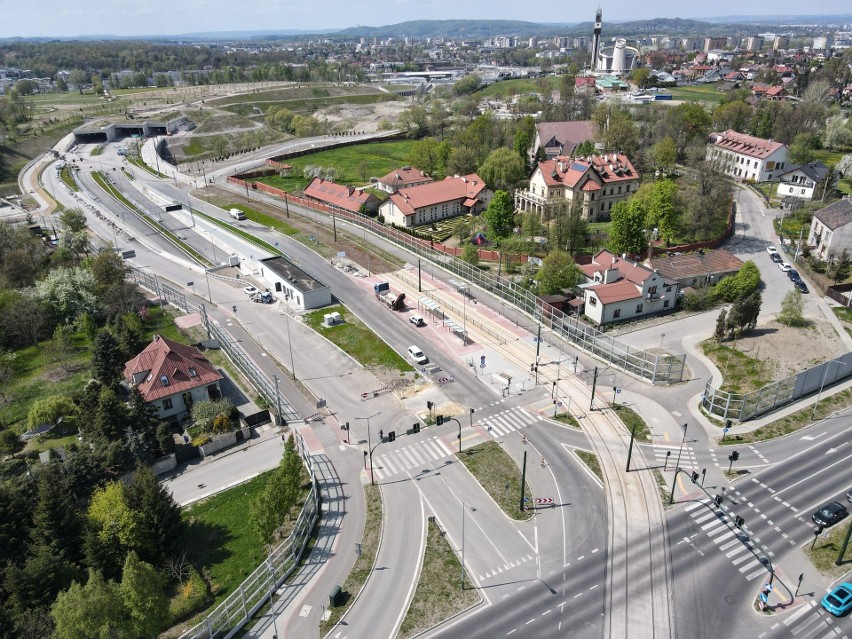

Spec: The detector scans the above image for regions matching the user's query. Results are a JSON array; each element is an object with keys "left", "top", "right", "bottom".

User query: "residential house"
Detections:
[
  {"left": 579, "top": 250, "right": 679, "bottom": 326},
  {"left": 379, "top": 174, "right": 493, "bottom": 228},
  {"left": 303, "top": 178, "right": 380, "bottom": 214},
  {"left": 648, "top": 249, "right": 744, "bottom": 290},
  {"left": 514, "top": 153, "right": 639, "bottom": 222},
  {"left": 706, "top": 130, "right": 789, "bottom": 182},
  {"left": 765, "top": 85, "right": 787, "bottom": 100},
  {"left": 775, "top": 161, "right": 832, "bottom": 201},
  {"left": 808, "top": 197, "right": 852, "bottom": 261},
  {"left": 530, "top": 120, "right": 596, "bottom": 160},
  {"left": 124, "top": 336, "right": 223, "bottom": 422},
  {"left": 375, "top": 166, "right": 434, "bottom": 194}
]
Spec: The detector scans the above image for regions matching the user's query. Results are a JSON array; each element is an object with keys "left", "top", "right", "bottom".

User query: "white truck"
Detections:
[{"left": 229, "top": 208, "right": 246, "bottom": 220}]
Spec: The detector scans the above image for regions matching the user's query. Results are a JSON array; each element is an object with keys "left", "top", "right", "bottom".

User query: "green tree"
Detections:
[
  {"left": 91, "top": 329, "right": 125, "bottom": 387},
  {"left": 119, "top": 552, "right": 168, "bottom": 638},
  {"left": 533, "top": 250, "right": 582, "bottom": 294},
  {"left": 547, "top": 199, "right": 588, "bottom": 256},
  {"left": 478, "top": 147, "right": 527, "bottom": 191},
  {"left": 828, "top": 249, "right": 851, "bottom": 284},
  {"left": 727, "top": 290, "right": 762, "bottom": 334},
  {"left": 59, "top": 209, "right": 87, "bottom": 233},
  {"left": 27, "top": 395, "right": 76, "bottom": 431},
  {"left": 191, "top": 399, "right": 236, "bottom": 433},
  {"left": 446, "top": 145, "right": 479, "bottom": 176},
  {"left": 126, "top": 388, "right": 161, "bottom": 465},
  {"left": 636, "top": 180, "right": 680, "bottom": 243},
  {"left": 124, "top": 465, "right": 184, "bottom": 566},
  {"left": 713, "top": 261, "right": 761, "bottom": 302},
  {"left": 29, "top": 465, "right": 83, "bottom": 563},
  {"left": 461, "top": 243, "right": 480, "bottom": 266},
  {"left": 36, "top": 266, "right": 101, "bottom": 325},
  {"left": 86, "top": 482, "right": 139, "bottom": 577},
  {"left": 483, "top": 190, "right": 515, "bottom": 239},
  {"left": 778, "top": 290, "right": 807, "bottom": 326},
  {"left": 407, "top": 137, "right": 449, "bottom": 178},
  {"left": 788, "top": 132, "right": 820, "bottom": 165},
  {"left": 651, "top": 137, "right": 677, "bottom": 170},
  {"left": 714, "top": 308, "right": 727, "bottom": 342},
  {"left": 712, "top": 100, "right": 752, "bottom": 133},
  {"left": 85, "top": 249, "right": 128, "bottom": 293},
  {"left": 607, "top": 200, "right": 648, "bottom": 256},
  {"left": 51, "top": 570, "right": 130, "bottom": 639},
  {"left": 454, "top": 73, "right": 482, "bottom": 96},
  {"left": 593, "top": 103, "right": 638, "bottom": 156},
  {"left": 251, "top": 438, "right": 304, "bottom": 544}
]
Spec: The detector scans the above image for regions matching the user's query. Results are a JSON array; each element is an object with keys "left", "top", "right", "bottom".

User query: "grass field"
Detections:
[
  {"left": 304, "top": 304, "right": 414, "bottom": 372},
  {"left": 59, "top": 165, "right": 78, "bottom": 191},
  {"left": 474, "top": 76, "right": 561, "bottom": 99},
  {"left": 804, "top": 520, "right": 852, "bottom": 581},
  {"left": 701, "top": 340, "right": 773, "bottom": 395},
  {"left": 456, "top": 441, "right": 533, "bottom": 521},
  {"left": 609, "top": 404, "right": 650, "bottom": 442},
  {"left": 575, "top": 450, "right": 603, "bottom": 482},
  {"left": 397, "top": 520, "right": 481, "bottom": 639},
  {"left": 666, "top": 85, "right": 727, "bottom": 104},
  {"left": 252, "top": 139, "right": 417, "bottom": 193}
]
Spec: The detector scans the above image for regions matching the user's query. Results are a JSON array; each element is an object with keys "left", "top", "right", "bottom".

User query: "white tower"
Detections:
[{"left": 591, "top": 8, "right": 602, "bottom": 71}]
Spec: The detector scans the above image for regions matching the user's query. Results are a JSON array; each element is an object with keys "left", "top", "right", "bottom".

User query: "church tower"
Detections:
[{"left": 591, "top": 8, "right": 603, "bottom": 72}]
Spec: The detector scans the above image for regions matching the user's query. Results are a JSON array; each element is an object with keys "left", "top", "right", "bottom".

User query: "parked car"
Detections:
[
  {"left": 794, "top": 280, "right": 809, "bottom": 294},
  {"left": 251, "top": 291, "right": 273, "bottom": 304},
  {"left": 770, "top": 252, "right": 783, "bottom": 263},
  {"left": 407, "top": 345, "right": 428, "bottom": 365},
  {"left": 812, "top": 501, "right": 849, "bottom": 527},
  {"left": 821, "top": 582, "right": 852, "bottom": 616},
  {"left": 766, "top": 245, "right": 778, "bottom": 255},
  {"left": 778, "top": 262, "right": 792, "bottom": 272},
  {"left": 847, "top": 488, "right": 852, "bottom": 503},
  {"left": 409, "top": 314, "right": 425, "bottom": 327},
  {"left": 787, "top": 269, "right": 801, "bottom": 281},
  {"left": 243, "top": 285, "right": 258, "bottom": 296}
]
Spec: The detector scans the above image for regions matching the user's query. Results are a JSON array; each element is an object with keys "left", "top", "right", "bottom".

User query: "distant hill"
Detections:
[
  {"left": 333, "top": 20, "right": 567, "bottom": 39},
  {"left": 704, "top": 14, "right": 852, "bottom": 25}
]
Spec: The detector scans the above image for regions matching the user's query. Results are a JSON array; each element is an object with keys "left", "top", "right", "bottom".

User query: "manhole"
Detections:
[{"left": 725, "top": 595, "right": 736, "bottom": 604}]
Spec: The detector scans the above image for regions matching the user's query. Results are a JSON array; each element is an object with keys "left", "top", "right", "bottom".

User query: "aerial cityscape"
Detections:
[{"left": 1, "top": 5, "right": 852, "bottom": 639}]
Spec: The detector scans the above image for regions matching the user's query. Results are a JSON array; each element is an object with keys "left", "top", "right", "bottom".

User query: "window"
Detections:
[
  {"left": 663, "top": 300, "right": 670, "bottom": 308},
  {"left": 636, "top": 303, "right": 644, "bottom": 313},
  {"left": 160, "top": 375, "right": 170, "bottom": 386},
  {"left": 162, "top": 398, "right": 173, "bottom": 410},
  {"left": 589, "top": 297, "right": 597, "bottom": 306},
  {"left": 801, "top": 189, "right": 806, "bottom": 195},
  {"left": 648, "top": 285, "right": 658, "bottom": 295},
  {"left": 188, "top": 367, "right": 197, "bottom": 378},
  {"left": 613, "top": 309, "right": 621, "bottom": 319},
  {"left": 618, "top": 185, "right": 622, "bottom": 194}
]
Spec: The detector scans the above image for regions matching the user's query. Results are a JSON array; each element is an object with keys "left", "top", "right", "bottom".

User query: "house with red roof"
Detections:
[
  {"left": 515, "top": 153, "right": 639, "bottom": 222},
  {"left": 379, "top": 174, "right": 493, "bottom": 228},
  {"left": 124, "top": 336, "right": 223, "bottom": 421},
  {"left": 375, "top": 166, "right": 434, "bottom": 194},
  {"left": 707, "top": 130, "right": 789, "bottom": 182},
  {"left": 765, "top": 85, "right": 787, "bottom": 100},
  {"left": 530, "top": 120, "right": 596, "bottom": 160},
  {"left": 303, "top": 178, "right": 381, "bottom": 214},
  {"left": 579, "top": 250, "right": 679, "bottom": 325}
]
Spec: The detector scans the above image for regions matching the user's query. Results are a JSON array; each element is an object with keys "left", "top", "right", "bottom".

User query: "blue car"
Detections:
[
  {"left": 822, "top": 582, "right": 852, "bottom": 616},
  {"left": 788, "top": 269, "right": 801, "bottom": 282}
]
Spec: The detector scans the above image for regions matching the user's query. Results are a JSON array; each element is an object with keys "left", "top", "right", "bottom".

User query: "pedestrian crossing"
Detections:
[
  {"left": 478, "top": 406, "right": 543, "bottom": 438},
  {"left": 371, "top": 435, "right": 455, "bottom": 480},
  {"left": 766, "top": 599, "right": 850, "bottom": 639},
  {"left": 683, "top": 499, "right": 772, "bottom": 582},
  {"left": 651, "top": 443, "right": 698, "bottom": 470}
]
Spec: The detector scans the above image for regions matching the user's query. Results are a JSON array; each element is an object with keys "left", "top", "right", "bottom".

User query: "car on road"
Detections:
[
  {"left": 769, "top": 252, "right": 783, "bottom": 263},
  {"left": 767, "top": 245, "right": 778, "bottom": 255},
  {"left": 409, "top": 314, "right": 425, "bottom": 327},
  {"left": 812, "top": 502, "right": 849, "bottom": 527},
  {"left": 794, "top": 280, "right": 809, "bottom": 294},
  {"left": 407, "top": 345, "right": 428, "bottom": 365},
  {"left": 778, "top": 262, "right": 792, "bottom": 272},
  {"left": 251, "top": 291, "right": 273, "bottom": 304},
  {"left": 821, "top": 582, "right": 852, "bottom": 616},
  {"left": 787, "top": 269, "right": 801, "bottom": 281},
  {"left": 847, "top": 488, "right": 852, "bottom": 503},
  {"left": 243, "top": 285, "right": 258, "bottom": 296}
]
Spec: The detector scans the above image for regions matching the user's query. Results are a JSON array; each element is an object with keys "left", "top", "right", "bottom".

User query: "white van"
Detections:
[
  {"left": 230, "top": 208, "right": 246, "bottom": 220},
  {"left": 408, "top": 345, "right": 428, "bottom": 365}
]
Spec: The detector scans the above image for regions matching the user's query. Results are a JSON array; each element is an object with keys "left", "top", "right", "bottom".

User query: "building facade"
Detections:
[
  {"left": 808, "top": 197, "right": 852, "bottom": 261},
  {"left": 379, "top": 174, "right": 493, "bottom": 228},
  {"left": 775, "top": 161, "right": 832, "bottom": 201},
  {"left": 374, "top": 166, "right": 434, "bottom": 194},
  {"left": 258, "top": 256, "right": 332, "bottom": 310},
  {"left": 303, "top": 177, "right": 380, "bottom": 214},
  {"left": 707, "top": 130, "right": 789, "bottom": 183}
]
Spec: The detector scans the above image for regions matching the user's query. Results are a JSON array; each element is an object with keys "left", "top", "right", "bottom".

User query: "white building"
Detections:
[
  {"left": 808, "top": 197, "right": 852, "bottom": 261},
  {"left": 258, "top": 256, "right": 332, "bottom": 310},
  {"left": 379, "top": 174, "right": 492, "bottom": 229},
  {"left": 776, "top": 161, "right": 832, "bottom": 201},
  {"left": 707, "top": 130, "right": 789, "bottom": 183}
]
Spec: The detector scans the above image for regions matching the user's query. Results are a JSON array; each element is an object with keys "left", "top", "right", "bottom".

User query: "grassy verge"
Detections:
[
  {"left": 225, "top": 202, "right": 299, "bottom": 235},
  {"left": 91, "top": 171, "right": 209, "bottom": 265},
  {"left": 666, "top": 85, "right": 726, "bottom": 104},
  {"left": 127, "top": 153, "right": 169, "bottom": 179},
  {"left": 59, "top": 166, "right": 78, "bottom": 191},
  {"left": 804, "top": 522, "right": 852, "bottom": 582},
  {"left": 701, "top": 340, "right": 773, "bottom": 395},
  {"left": 397, "top": 520, "right": 481, "bottom": 639},
  {"left": 553, "top": 413, "right": 581, "bottom": 429},
  {"left": 303, "top": 304, "right": 413, "bottom": 372},
  {"left": 575, "top": 450, "right": 603, "bottom": 482},
  {"left": 719, "top": 386, "right": 852, "bottom": 445},
  {"left": 90, "top": 144, "right": 104, "bottom": 156},
  {"left": 653, "top": 469, "right": 671, "bottom": 508},
  {"left": 608, "top": 404, "right": 650, "bottom": 442},
  {"left": 321, "top": 484, "right": 382, "bottom": 633},
  {"left": 456, "top": 441, "right": 533, "bottom": 521}
]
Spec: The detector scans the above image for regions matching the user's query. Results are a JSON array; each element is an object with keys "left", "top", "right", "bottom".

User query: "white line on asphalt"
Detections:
[
  {"left": 782, "top": 601, "right": 815, "bottom": 626},
  {"left": 774, "top": 451, "right": 852, "bottom": 497},
  {"left": 725, "top": 545, "right": 748, "bottom": 558},
  {"left": 541, "top": 610, "right": 551, "bottom": 616},
  {"left": 720, "top": 537, "right": 743, "bottom": 551},
  {"left": 738, "top": 558, "right": 761, "bottom": 572}
]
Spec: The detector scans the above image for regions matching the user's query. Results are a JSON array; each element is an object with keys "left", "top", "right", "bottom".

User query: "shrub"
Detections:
[
  {"left": 168, "top": 566, "right": 210, "bottom": 622},
  {"left": 713, "top": 261, "right": 761, "bottom": 303}
]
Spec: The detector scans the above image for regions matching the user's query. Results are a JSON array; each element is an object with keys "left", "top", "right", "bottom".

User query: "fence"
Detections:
[
  {"left": 127, "top": 267, "right": 301, "bottom": 423},
  {"left": 701, "top": 352, "right": 852, "bottom": 421},
  {"left": 177, "top": 432, "right": 319, "bottom": 639},
  {"left": 233, "top": 192, "right": 687, "bottom": 383}
]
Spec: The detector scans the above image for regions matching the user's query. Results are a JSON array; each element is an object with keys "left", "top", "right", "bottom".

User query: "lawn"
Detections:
[
  {"left": 397, "top": 520, "right": 481, "bottom": 639},
  {"left": 304, "top": 304, "right": 414, "bottom": 373},
  {"left": 804, "top": 521, "right": 852, "bottom": 581},
  {"left": 553, "top": 413, "right": 581, "bottom": 429},
  {"left": 609, "top": 404, "right": 650, "bottom": 442},
  {"left": 59, "top": 165, "right": 78, "bottom": 191},
  {"left": 700, "top": 340, "right": 773, "bottom": 395},
  {"left": 456, "top": 441, "right": 533, "bottom": 521},
  {"left": 250, "top": 139, "right": 417, "bottom": 193},
  {"left": 473, "top": 76, "right": 561, "bottom": 99},
  {"left": 222, "top": 202, "right": 299, "bottom": 236},
  {"left": 575, "top": 450, "right": 603, "bottom": 482},
  {"left": 666, "top": 85, "right": 727, "bottom": 104}
]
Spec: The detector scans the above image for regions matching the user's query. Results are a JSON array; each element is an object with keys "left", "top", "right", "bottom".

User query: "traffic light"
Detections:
[
  {"left": 725, "top": 419, "right": 732, "bottom": 429},
  {"left": 735, "top": 516, "right": 745, "bottom": 528},
  {"left": 412, "top": 423, "right": 420, "bottom": 434},
  {"left": 427, "top": 400, "right": 433, "bottom": 411},
  {"left": 436, "top": 415, "right": 444, "bottom": 425},
  {"left": 730, "top": 451, "right": 740, "bottom": 462},
  {"left": 714, "top": 495, "right": 723, "bottom": 506},
  {"left": 691, "top": 472, "right": 699, "bottom": 484},
  {"left": 388, "top": 431, "right": 396, "bottom": 442}
]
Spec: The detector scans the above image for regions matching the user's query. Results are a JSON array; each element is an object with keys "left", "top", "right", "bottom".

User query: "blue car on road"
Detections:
[{"left": 822, "top": 582, "right": 852, "bottom": 616}]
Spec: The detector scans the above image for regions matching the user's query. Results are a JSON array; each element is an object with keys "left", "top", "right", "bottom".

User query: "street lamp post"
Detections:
[
  {"left": 659, "top": 332, "right": 666, "bottom": 353},
  {"left": 272, "top": 374, "right": 283, "bottom": 426},
  {"left": 674, "top": 422, "right": 688, "bottom": 475},
  {"left": 286, "top": 315, "right": 296, "bottom": 380},
  {"left": 812, "top": 359, "right": 848, "bottom": 420},
  {"left": 356, "top": 412, "right": 382, "bottom": 485}
]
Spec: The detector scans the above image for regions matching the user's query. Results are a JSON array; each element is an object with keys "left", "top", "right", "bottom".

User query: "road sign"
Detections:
[
  {"left": 337, "top": 251, "right": 346, "bottom": 258},
  {"left": 535, "top": 497, "right": 554, "bottom": 505},
  {"left": 723, "top": 427, "right": 729, "bottom": 433},
  {"left": 557, "top": 401, "right": 562, "bottom": 406}
]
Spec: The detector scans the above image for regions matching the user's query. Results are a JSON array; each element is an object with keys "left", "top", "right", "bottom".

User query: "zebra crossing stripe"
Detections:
[
  {"left": 725, "top": 545, "right": 748, "bottom": 558},
  {"left": 422, "top": 441, "right": 442, "bottom": 461},
  {"left": 435, "top": 439, "right": 454, "bottom": 456},
  {"left": 373, "top": 467, "right": 384, "bottom": 480},
  {"left": 382, "top": 455, "right": 400, "bottom": 475},
  {"left": 683, "top": 501, "right": 706, "bottom": 513},
  {"left": 401, "top": 448, "right": 420, "bottom": 468},
  {"left": 731, "top": 554, "right": 754, "bottom": 566},
  {"left": 711, "top": 529, "right": 736, "bottom": 544},
  {"left": 719, "top": 537, "right": 743, "bottom": 551},
  {"left": 738, "top": 559, "right": 761, "bottom": 573},
  {"left": 693, "top": 511, "right": 717, "bottom": 524}
]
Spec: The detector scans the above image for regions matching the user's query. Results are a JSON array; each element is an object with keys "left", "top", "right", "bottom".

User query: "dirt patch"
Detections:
[
  {"left": 312, "top": 100, "right": 410, "bottom": 134},
  {"left": 732, "top": 318, "right": 845, "bottom": 381}
]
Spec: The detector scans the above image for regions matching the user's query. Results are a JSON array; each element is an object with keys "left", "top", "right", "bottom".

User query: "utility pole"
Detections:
[
  {"left": 418, "top": 258, "right": 422, "bottom": 292},
  {"left": 519, "top": 451, "right": 527, "bottom": 514},
  {"left": 590, "top": 367, "right": 598, "bottom": 410},
  {"left": 332, "top": 211, "right": 337, "bottom": 242},
  {"left": 273, "top": 374, "right": 283, "bottom": 426},
  {"left": 625, "top": 422, "right": 638, "bottom": 472}
]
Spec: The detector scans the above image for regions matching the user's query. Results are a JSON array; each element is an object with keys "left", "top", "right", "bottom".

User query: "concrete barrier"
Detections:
[{"left": 199, "top": 432, "right": 237, "bottom": 457}]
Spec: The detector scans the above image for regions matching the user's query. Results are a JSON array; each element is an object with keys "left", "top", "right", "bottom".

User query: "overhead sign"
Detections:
[{"left": 120, "top": 250, "right": 136, "bottom": 259}]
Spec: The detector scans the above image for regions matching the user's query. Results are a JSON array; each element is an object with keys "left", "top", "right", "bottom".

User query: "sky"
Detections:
[{"left": 1, "top": 0, "right": 850, "bottom": 39}]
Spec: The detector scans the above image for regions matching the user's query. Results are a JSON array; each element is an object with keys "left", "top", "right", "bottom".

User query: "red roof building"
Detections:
[
  {"left": 516, "top": 153, "right": 639, "bottom": 222},
  {"left": 531, "top": 120, "right": 596, "bottom": 160},
  {"left": 303, "top": 178, "right": 381, "bottom": 214},
  {"left": 707, "top": 130, "right": 790, "bottom": 182},
  {"left": 124, "top": 336, "right": 223, "bottom": 420},
  {"left": 379, "top": 174, "right": 493, "bottom": 228},
  {"left": 375, "top": 166, "right": 434, "bottom": 194}
]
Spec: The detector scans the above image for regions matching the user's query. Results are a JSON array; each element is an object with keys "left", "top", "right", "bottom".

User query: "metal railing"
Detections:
[{"left": 177, "top": 432, "right": 319, "bottom": 639}]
